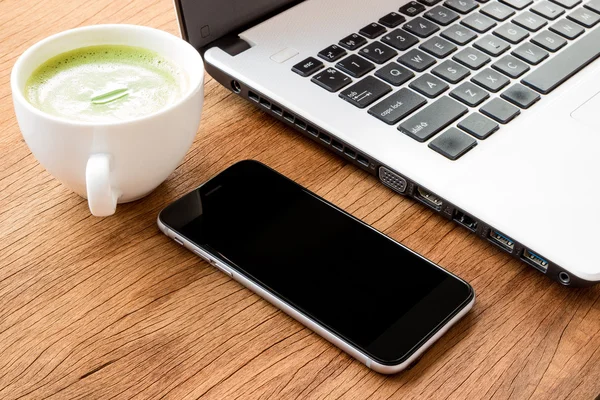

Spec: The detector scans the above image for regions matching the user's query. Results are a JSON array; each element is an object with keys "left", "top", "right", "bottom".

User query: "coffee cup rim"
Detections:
[{"left": 11, "top": 24, "right": 204, "bottom": 127}]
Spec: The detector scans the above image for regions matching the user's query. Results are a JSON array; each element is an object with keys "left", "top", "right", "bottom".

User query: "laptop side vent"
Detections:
[{"left": 245, "top": 89, "right": 373, "bottom": 172}]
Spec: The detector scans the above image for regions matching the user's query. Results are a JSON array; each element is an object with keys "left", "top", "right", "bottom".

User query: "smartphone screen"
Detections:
[{"left": 160, "top": 160, "right": 473, "bottom": 366}]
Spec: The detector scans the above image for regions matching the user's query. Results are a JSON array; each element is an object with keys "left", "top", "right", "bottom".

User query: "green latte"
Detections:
[{"left": 25, "top": 45, "right": 185, "bottom": 122}]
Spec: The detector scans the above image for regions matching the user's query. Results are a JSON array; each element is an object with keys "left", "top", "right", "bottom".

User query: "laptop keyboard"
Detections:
[{"left": 291, "top": 0, "right": 600, "bottom": 160}]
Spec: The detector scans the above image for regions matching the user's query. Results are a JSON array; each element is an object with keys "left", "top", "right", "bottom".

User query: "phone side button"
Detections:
[
  {"left": 173, "top": 237, "right": 184, "bottom": 246},
  {"left": 192, "top": 248, "right": 210, "bottom": 262},
  {"left": 211, "top": 260, "right": 233, "bottom": 278}
]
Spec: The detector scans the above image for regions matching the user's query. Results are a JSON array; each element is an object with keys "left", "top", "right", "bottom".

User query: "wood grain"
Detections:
[{"left": 1, "top": 0, "right": 599, "bottom": 399}]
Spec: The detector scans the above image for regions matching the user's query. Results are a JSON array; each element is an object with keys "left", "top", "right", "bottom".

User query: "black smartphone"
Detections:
[{"left": 158, "top": 160, "right": 474, "bottom": 373}]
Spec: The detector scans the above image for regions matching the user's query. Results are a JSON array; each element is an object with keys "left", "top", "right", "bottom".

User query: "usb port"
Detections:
[
  {"left": 453, "top": 210, "right": 478, "bottom": 232},
  {"left": 489, "top": 229, "right": 515, "bottom": 252},
  {"left": 415, "top": 187, "right": 442, "bottom": 211},
  {"left": 522, "top": 249, "right": 549, "bottom": 272}
]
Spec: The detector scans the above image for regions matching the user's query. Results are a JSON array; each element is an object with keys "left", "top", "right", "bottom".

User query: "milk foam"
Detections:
[{"left": 25, "top": 45, "right": 186, "bottom": 122}]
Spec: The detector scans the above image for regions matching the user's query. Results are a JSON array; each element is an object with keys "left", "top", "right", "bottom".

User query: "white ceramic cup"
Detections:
[{"left": 11, "top": 24, "right": 204, "bottom": 216}]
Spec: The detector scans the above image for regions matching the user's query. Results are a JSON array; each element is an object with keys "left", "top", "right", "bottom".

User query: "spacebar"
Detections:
[{"left": 522, "top": 28, "right": 600, "bottom": 95}]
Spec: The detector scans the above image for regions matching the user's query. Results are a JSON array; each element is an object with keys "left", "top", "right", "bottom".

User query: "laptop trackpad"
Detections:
[{"left": 572, "top": 90, "right": 600, "bottom": 131}]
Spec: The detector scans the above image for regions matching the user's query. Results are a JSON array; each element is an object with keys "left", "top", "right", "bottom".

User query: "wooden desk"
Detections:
[{"left": 1, "top": 0, "right": 599, "bottom": 398}]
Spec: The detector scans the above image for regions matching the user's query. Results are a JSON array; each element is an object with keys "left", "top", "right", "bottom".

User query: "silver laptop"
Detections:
[{"left": 174, "top": 0, "right": 600, "bottom": 286}]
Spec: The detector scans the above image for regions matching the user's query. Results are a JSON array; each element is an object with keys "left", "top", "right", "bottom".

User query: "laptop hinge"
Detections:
[
  {"left": 204, "top": 34, "right": 252, "bottom": 57},
  {"left": 175, "top": 0, "right": 304, "bottom": 55}
]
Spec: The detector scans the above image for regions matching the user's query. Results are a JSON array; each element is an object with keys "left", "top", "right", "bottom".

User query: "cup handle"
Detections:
[{"left": 86, "top": 154, "right": 120, "bottom": 216}]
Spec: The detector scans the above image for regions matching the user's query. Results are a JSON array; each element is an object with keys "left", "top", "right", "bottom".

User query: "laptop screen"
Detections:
[{"left": 176, "top": 0, "right": 305, "bottom": 51}]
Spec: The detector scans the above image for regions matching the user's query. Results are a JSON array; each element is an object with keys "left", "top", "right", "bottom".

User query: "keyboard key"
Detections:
[
  {"left": 493, "top": 23, "right": 529, "bottom": 43},
  {"left": 499, "top": 0, "right": 533, "bottom": 10},
  {"left": 481, "top": 3, "right": 516, "bottom": 20},
  {"left": 458, "top": 113, "right": 499, "bottom": 138},
  {"left": 420, "top": 36, "right": 458, "bottom": 57},
  {"left": 400, "top": 1, "right": 427, "bottom": 16},
  {"left": 399, "top": 96, "right": 468, "bottom": 141},
  {"left": 531, "top": 1, "right": 566, "bottom": 19},
  {"left": 359, "top": 42, "right": 398, "bottom": 64},
  {"left": 473, "top": 35, "right": 511, "bottom": 56},
  {"left": 522, "top": 27, "right": 600, "bottom": 94},
  {"left": 382, "top": 29, "right": 420, "bottom": 50},
  {"left": 339, "top": 33, "right": 368, "bottom": 50},
  {"left": 585, "top": 0, "right": 600, "bottom": 13},
  {"left": 450, "top": 81, "right": 490, "bottom": 105},
  {"left": 318, "top": 45, "right": 347, "bottom": 62},
  {"left": 379, "top": 12, "right": 406, "bottom": 28},
  {"left": 492, "top": 54, "right": 530, "bottom": 77},
  {"left": 336, "top": 54, "right": 375, "bottom": 77},
  {"left": 471, "top": 68, "right": 510, "bottom": 91},
  {"left": 311, "top": 68, "right": 352, "bottom": 92},
  {"left": 403, "top": 17, "right": 441, "bottom": 37},
  {"left": 461, "top": 13, "right": 498, "bottom": 32},
  {"left": 339, "top": 76, "right": 392, "bottom": 108},
  {"left": 568, "top": 8, "right": 600, "bottom": 27},
  {"left": 480, "top": 97, "right": 520, "bottom": 123},
  {"left": 368, "top": 88, "right": 427, "bottom": 124},
  {"left": 513, "top": 12, "right": 549, "bottom": 31},
  {"left": 429, "top": 127, "right": 477, "bottom": 160},
  {"left": 425, "top": 6, "right": 461, "bottom": 25},
  {"left": 432, "top": 59, "right": 472, "bottom": 82},
  {"left": 531, "top": 30, "right": 567, "bottom": 51},
  {"left": 550, "top": 18, "right": 585, "bottom": 38},
  {"left": 410, "top": 73, "right": 450, "bottom": 97},
  {"left": 445, "top": 0, "right": 479, "bottom": 13},
  {"left": 453, "top": 47, "right": 491, "bottom": 69},
  {"left": 550, "top": 0, "right": 581, "bottom": 8},
  {"left": 399, "top": 49, "right": 437, "bottom": 71},
  {"left": 292, "top": 57, "right": 324, "bottom": 77},
  {"left": 501, "top": 83, "right": 541, "bottom": 108},
  {"left": 441, "top": 24, "right": 478, "bottom": 44},
  {"left": 512, "top": 42, "right": 549, "bottom": 64},
  {"left": 359, "top": 23, "right": 387, "bottom": 39},
  {"left": 375, "top": 62, "right": 415, "bottom": 86},
  {"left": 419, "top": 0, "right": 443, "bottom": 5}
]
